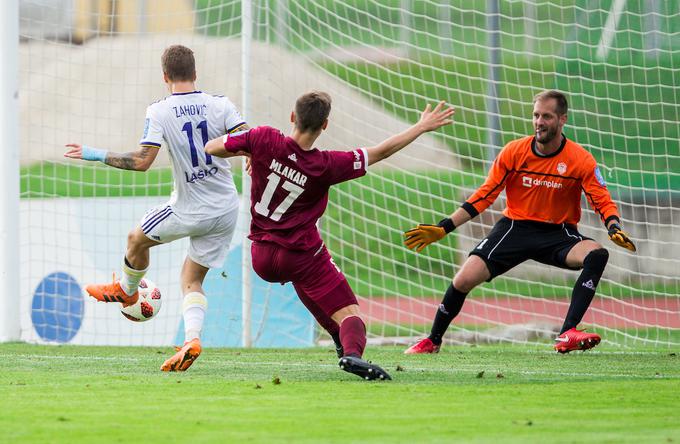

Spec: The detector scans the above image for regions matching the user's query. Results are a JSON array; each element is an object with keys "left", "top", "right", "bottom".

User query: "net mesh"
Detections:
[{"left": 18, "top": 0, "right": 679, "bottom": 347}]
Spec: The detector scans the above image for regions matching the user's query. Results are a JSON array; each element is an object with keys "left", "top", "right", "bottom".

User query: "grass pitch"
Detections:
[{"left": 2, "top": 343, "right": 678, "bottom": 443}]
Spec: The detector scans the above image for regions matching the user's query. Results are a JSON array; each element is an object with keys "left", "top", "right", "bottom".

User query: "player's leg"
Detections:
[
  {"left": 293, "top": 283, "right": 343, "bottom": 357},
  {"left": 161, "top": 208, "right": 237, "bottom": 371},
  {"left": 121, "top": 226, "right": 160, "bottom": 294},
  {"left": 562, "top": 239, "right": 608, "bottom": 332},
  {"left": 253, "top": 242, "right": 341, "bottom": 356},
  {"left": 292, "top": 247, "right": 366, "bottom": 359},
  {"left": 404, "top": 255, "right": 490, "bottom": 354},
  {"left": 86, "top": 204, "right": 174, "bottom": 304},
  {"left": 532, "top": 224, "right": 608, "bottom": 352},
  {"left": 552, "top": 239, "right": 608, "bottom": 352},
  {"left": 405, "top": 217, "right": 524, "bottom": 354},
  {"left": 431, "top": 255, "right": 490, "bottom": 344},
  {"left": 325, "top": 288, "right": 390, "bottom": 381},
  {"left": 252, "top": 242, "right": 344, "bottom": 355},
  {"left": 180, "top": 257, "right": 210, "bottom": 342},
  {"left": 291, "top": 246, "right": 390, "bottom": 380},
  {"left": 124, "top": 204, "right": 180, "bottom": 295},
  {"left": 330, "top": 301, "right": 366, "bottom": 359},
  {"left": 85, "top": 224, "right": 160, "bottom": 306},
  {"left": 161, "top": 257, "right": 209, "bottom": 372}
]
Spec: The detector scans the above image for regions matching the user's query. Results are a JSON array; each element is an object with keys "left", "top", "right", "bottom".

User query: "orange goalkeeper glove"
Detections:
[
  {"left": 404, "top": 218, "right": 455, "bottom": 252},
  {"left": 608, "top": 223, "right": 636, "bottom": 252}
]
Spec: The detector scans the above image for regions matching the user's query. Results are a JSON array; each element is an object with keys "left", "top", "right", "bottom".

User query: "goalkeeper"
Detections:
[{"left": 404, "top": 90, "right": 636, "bottom": 354}]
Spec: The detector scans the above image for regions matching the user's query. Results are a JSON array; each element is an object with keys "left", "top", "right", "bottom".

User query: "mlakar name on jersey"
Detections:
[
  {"left": 185, "top": 166, "right": 219, "bottom": 183},
  {"left": 173, "top": 104, "right": 208, "bottom": 118},
  {"left": 269, "top": 158, "right": 308, "bottom": 186}
]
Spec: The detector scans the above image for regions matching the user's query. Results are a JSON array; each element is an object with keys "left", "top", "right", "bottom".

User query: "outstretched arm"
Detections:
[
  {"left": 403, "top": 208, "right": 472, "bottom": 253},
  {"left": 205, "top": 136, "right": 240, "bottom": 158},
  {"left": 365, "top": 101, "right": 454, "bottom": 166},
  {"left": 205, "top": 124, "right": 252, "bottom": 159},
  {"left": 64, "top": 143, "right": 159, "bottom": 171},
  {"left": 404, "top": 143, "right": 513, "bottom": 253}
]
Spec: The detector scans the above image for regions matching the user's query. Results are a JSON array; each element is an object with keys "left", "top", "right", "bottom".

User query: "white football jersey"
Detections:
[{"left": 140, "top": 91, "right": 245, "bottom": 218}]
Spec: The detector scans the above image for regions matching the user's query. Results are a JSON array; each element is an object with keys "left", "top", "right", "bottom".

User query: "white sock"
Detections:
[
  {"left": 120, "top": 258, "right": 147, "bottom": 296},
  {"left": 183, "top": 292, "right": 208, "bottom": 342}
]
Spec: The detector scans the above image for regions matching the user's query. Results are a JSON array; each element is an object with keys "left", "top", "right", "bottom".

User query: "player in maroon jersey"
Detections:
[{"left": 206, "top": 91, "right": 454, "bottom": 380}]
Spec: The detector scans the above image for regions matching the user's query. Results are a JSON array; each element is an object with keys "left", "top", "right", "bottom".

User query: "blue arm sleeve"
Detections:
[{"left": 81, "top": 145, "right": 108, "bottom": 162}]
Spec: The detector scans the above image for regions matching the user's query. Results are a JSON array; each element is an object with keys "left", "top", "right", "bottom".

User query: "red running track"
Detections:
[{"left": 358, "top": 296, "right": 680, "bottom": 328}]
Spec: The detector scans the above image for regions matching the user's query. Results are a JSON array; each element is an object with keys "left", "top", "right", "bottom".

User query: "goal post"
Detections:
[
  {"left": 241, "top": 0, "right": 253, "bottom": 348},
  {"left": 13, "top": 0, "right": 680, "bottom": 348},
  {"left": 0, "top": 0, "right": 20, "bottom": 342}
]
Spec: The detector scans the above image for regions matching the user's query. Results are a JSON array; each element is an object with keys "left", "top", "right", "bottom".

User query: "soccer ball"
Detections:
[{"left": 120, "top": 278, "right": 162, "bottom": 322}]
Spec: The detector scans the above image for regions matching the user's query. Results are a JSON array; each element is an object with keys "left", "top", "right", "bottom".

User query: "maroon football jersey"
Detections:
[{"left": 223, "top": 126, "right": 368, "bottom": 251}]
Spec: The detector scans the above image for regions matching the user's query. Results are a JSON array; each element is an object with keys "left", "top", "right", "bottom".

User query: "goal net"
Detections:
[{"left": 15, "top": 0, "right": 679, "bottom": 348}]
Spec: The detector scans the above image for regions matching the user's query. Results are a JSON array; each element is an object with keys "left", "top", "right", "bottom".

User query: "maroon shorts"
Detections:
[{"left": 251, "top": 241, "right": 358, "bottom": 316}]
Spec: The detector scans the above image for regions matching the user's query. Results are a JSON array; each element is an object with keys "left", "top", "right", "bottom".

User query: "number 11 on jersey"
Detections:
[
  {"left": 254, "top": 172, "right": 304, "bottom": 221},
  {"left": 182, "top": 120, "right": 212, "bottom": 167}
]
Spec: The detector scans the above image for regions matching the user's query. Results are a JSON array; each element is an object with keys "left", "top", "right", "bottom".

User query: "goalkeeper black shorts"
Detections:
[{"left": 468, "top": 216, "right": 593, "bottom": 281}]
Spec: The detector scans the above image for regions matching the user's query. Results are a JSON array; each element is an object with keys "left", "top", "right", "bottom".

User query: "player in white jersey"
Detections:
[{"left": 64, "top": 45, "right": 248, "bottom": 371}]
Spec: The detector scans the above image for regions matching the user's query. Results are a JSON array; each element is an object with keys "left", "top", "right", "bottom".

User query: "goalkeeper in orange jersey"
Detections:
[{"left": 403, "top": 90, "right": 636, "bottom": 354}]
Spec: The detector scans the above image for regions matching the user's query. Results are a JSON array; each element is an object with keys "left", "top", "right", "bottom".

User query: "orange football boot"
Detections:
[
  {"left": 404, "top": 337, "right": 440, "bottom": 354},
  {"left": 85, "top": 274, "right": 138, "bottom": 307},
  {"left": 554, "top": 328, "right": 601, "bottom": 353},
  {"left": 161, "top": 338, "right": 202, "bottom": 372}
]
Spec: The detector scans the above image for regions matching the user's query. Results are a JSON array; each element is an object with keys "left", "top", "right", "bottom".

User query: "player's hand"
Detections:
[
  {"left": 64, "top": 143, "right": 84, "bottom": 159},
  {"left": 608, "top": 223, "right": 636, "bottom": 252},
  {"left": 404, "top": 224, "right": 447, "bottom": 252},
  {"left": 418, "top": 101, "right": 455, "bottom": 133}
]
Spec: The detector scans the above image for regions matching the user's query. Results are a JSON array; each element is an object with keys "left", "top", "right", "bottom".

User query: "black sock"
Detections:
[
  {"left": 561, "top": 248, "right": 609, "bottom": 334},
  {"left": 331, "top": 330, "right": 345, "bottom": 358},
  {"left": 428, "top": 284, "right": 468, "bottom": 345}
]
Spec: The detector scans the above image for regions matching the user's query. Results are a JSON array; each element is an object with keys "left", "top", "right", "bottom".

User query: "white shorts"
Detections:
[{"left": 139, "top": 204, "right": 238, "bottom": 269}]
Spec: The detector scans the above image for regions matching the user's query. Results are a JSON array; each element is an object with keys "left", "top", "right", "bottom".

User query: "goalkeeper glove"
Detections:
[
  {"left": 608, "top": 223, "right": 636, "bottom": 252},
  {"left": 404, "top": 218, "right": 455, "bottom": 252}
]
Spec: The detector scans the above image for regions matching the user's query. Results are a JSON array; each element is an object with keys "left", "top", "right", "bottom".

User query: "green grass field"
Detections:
[{"left": 2, "top": 343, "right": 678, "bottom": 443}]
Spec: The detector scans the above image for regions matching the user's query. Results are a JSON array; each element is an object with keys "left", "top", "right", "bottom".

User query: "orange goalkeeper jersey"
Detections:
[{"left": 463, "top": 135, "right": 620, "bottom": 226}]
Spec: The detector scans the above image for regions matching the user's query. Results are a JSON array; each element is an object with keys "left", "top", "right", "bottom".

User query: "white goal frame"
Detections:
[{"left": 0, "top": 0, "right": 20, "bottom": 342}]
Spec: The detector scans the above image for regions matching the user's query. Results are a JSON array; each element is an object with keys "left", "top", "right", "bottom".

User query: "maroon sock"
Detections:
[{"left": 339, "top": 316, "right": 366, "bottom": 358}]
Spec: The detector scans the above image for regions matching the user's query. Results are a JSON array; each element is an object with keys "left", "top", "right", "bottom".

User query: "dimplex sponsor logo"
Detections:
[{"left": 522, "top": 176, "right": 563, "bottom": 189}]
